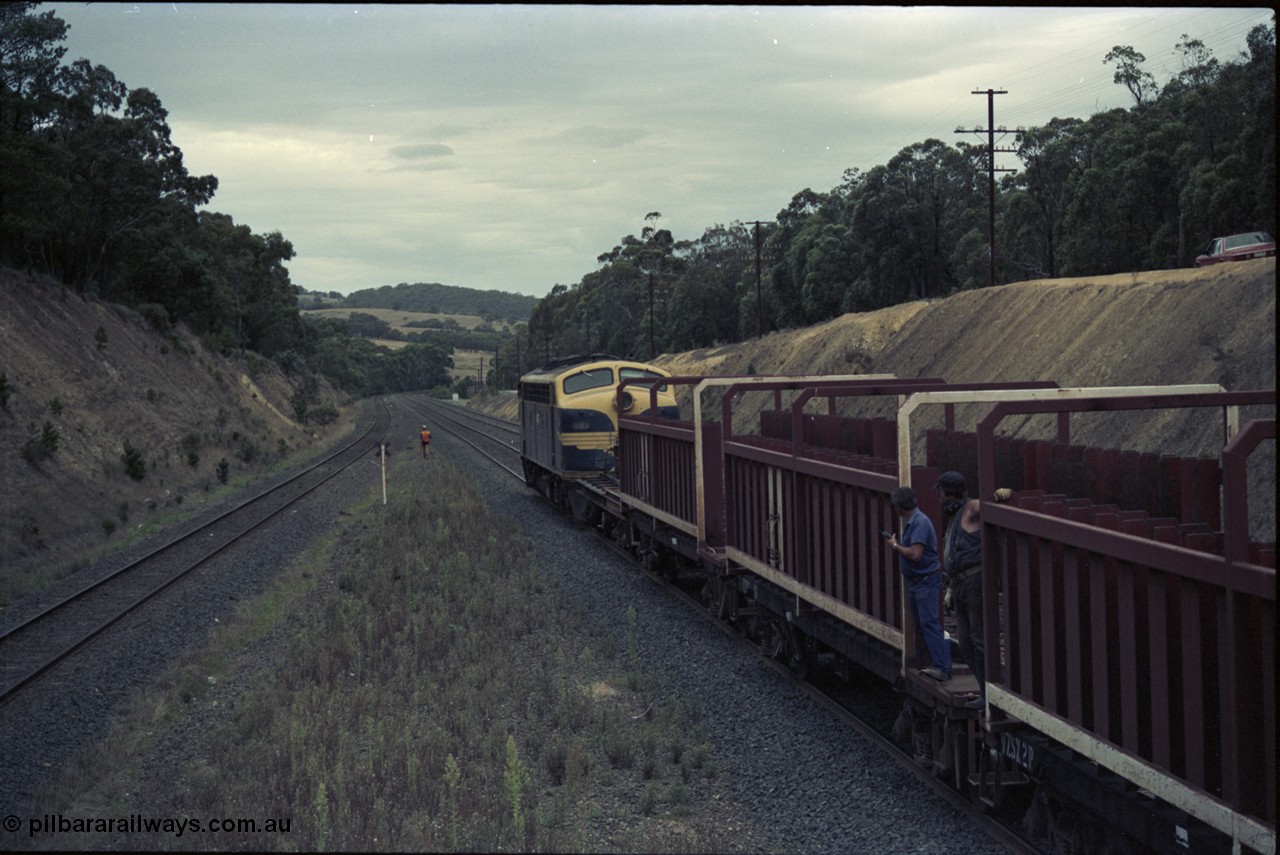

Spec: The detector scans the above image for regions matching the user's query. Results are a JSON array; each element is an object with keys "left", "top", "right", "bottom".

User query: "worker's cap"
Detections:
[{"left": 936, "top": 471, "right": 966, "bottom": 494}]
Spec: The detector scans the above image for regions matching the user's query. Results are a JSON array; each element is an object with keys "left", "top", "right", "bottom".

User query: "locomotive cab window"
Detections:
[
  {"left": 619, "top": 367, "right": 669, "bottom": 392},
  {"left": 562, "top": 368, "right": 614, "bottom": 395}
]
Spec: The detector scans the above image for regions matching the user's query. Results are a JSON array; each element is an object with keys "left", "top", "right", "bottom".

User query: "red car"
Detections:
[{"left": 1195, "top": 231, "right": 1276, "bottom": 266}]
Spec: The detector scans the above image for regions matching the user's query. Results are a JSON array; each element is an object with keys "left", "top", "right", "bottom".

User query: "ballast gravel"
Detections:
[
  {"left": 452, "top": 411, "right": 1007, "bottom": 854},
  {"left": 0, "top": 410, "right": 381, "bottom": 824},
  {"left": 0, "top": 398, "right": 1007, "bottom": 853}
]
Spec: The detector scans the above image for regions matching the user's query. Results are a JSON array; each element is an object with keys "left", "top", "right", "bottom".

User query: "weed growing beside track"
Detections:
[{"left": 23, "top": 457, "right": 747, "bottom": 852}]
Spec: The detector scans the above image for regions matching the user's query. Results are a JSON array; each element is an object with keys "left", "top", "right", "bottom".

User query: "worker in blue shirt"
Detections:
[{"left": 887, "top": 486, "right": 951, "bottom": 682}]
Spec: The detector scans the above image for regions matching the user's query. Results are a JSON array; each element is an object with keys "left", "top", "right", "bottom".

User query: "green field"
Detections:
[
  {"left": 302, "top": 308, "right": 503, "bottom": 383},
  {"left": 300, "top": 307, "right": 494, "bottom": 334}
]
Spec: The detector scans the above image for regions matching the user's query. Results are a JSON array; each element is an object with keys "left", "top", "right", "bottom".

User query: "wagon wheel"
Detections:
[
  {"left": 786, "top": 625, "right": 813, "bottom": 681},
  {"left": 657, "top": 548, "right": 678, "bottom": 584}
]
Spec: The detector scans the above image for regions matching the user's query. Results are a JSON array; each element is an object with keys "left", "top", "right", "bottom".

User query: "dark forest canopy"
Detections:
[
  {"left": 341, "top": 281, "right": 537, "bottom": 324},
  {"left": 2, "top": 3, "right": 1273, "bottom": 396}
]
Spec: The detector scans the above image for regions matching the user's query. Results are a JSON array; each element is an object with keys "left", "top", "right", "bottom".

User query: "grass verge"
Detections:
[{"left": 15, "top": 455, "right": 746, "bottom": 852}]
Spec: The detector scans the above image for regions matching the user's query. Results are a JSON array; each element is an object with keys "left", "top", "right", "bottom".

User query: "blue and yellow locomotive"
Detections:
[{"left": 518, "top": 354, "right": 678, "bottom": 501}]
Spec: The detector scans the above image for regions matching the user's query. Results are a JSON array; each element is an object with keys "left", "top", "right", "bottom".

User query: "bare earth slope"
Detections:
[
  {"left": 0, "top": 270, "right": 352, "bottom": 601},
  {"left": 651, "top": 259, "right": 1275, "bottom": 535},
  {"left": 657, "top": 261, "right": 1274, "bottom": 396},
  {"left": 474, "top": 261, "right": 1275, "bottom": 441}
]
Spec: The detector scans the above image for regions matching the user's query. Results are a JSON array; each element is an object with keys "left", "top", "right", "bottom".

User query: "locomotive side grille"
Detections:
[{"left": 519, "top": 382, "right": 553, "bottom": 404}]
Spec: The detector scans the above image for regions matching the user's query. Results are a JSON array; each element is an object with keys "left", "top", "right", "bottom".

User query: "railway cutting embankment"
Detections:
[
  {"left": 651, "top": 259, "right": 1276, "bottom": 536},
  {"left": 477, "top": 259, "right": 1274, "bottom": 532}
]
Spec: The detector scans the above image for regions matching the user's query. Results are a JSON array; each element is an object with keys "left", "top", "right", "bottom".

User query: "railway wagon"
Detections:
[{"left": 607, "top": 374, "right": 1274, "bottom": 855}]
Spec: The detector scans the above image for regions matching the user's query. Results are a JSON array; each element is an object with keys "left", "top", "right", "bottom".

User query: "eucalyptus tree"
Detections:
[
  {"left": 558, "top": 214, "right": 685, "bottom": 359},
  {"left": 0, "top": 2, "right": 70, "bottom": 267},
  {"left": 848, "top": 139, "right": 983, "bottom": 305},
  {"left": 1054, "top": 109, "right": 1131, "bottom": 275},
  {"left": 663, "top": 222, "right": 753, "bottom": 350},
  {"left": 1001, "top": 117, "right": 1085, "bottom": 279},
  {"left": 1104, "top": 45, "right": 1157, "bottom": 106},
  {"left": 41, "top": 60, "right": 216, "bottom": 293},
  {"left": 1242, "top": 21, "right": 1276, "bottom": 234},
  {"left": 753, "top": 188, "right": 825, "bottom": 332}
]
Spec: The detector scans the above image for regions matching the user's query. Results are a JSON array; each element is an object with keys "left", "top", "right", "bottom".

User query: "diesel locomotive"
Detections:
[
  {"left": 516, "top": 362, "right": 1276, "bottom": 855},
  {"left": 518, "top": 354, "right": 678, "bottom": 524}
]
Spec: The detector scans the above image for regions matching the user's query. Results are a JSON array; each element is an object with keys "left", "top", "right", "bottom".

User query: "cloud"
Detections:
[
  {"left": 48, "top": 3, "right": 1276, "bottom": 296},
  {"left": 546, "top": 126, "right": 649, "bottom": 149},
  {"left": 389, "top": 143, "right": 456, "bottom": 159}
]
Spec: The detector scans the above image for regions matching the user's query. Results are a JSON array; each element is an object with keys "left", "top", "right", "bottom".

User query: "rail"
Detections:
[{"left": 0, "top": 400, "right": 392, "bottom": 706}]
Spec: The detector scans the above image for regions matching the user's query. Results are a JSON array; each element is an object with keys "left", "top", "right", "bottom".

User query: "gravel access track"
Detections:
[
  {"left": 436, "top": 399, "right": 1009, "bottom": 854},
  {"left": 0, "top": 400, "right": 388, "bottom": 819}
]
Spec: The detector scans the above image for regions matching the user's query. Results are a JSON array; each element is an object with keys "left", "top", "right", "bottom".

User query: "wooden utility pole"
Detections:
[
  {"left": 746, "top": 220, "right": 772, "bottom": 339},
  {"left": 956, "top": 89, "right": 1016, "bottom": 287},
  {"left": 648, "top": 271, "right": 655, "bottom": 359}
]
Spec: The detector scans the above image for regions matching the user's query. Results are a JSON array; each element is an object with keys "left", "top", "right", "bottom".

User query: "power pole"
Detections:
[
  {"left": 746, "top": 220, "right": 772, "bottom": 339},
  {"left": 648, "top": 270, "right": 655, "bottom": 359},
  {"left": 956, "top": 89, "right": 1017, "bottom": 288}
]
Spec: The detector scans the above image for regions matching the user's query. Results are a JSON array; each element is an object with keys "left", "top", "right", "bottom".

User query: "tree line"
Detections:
[
  {"left": 492, "top": 20, "right": 1275, "bottom": 387},
  {"left": 341, "top": 281, "right": 537, "bottom": 325}
]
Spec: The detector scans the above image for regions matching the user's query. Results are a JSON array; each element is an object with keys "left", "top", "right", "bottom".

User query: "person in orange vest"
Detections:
[{"left": 420, "top": 424, "right": 431, "bottom": 458}]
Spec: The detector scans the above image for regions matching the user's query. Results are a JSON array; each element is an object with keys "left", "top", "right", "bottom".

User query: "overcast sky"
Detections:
[{"left": 46, "top": 4, "right": 1274, "bottom": 298}]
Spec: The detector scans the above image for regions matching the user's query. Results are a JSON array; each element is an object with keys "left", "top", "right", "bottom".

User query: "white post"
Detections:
[{"left": 381, "top": 443, "right": 388, "bottom": 506}]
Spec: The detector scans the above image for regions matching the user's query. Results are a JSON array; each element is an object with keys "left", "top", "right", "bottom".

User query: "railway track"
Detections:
[
  {"left": 0, "top": 401, "right": 393, "bottom": 707},
  {"left": 429, "top": 398, "right": 1038, "bottom": 854},
  {"left": 408, "top": 395, "right": 524, "bottom": 479}
]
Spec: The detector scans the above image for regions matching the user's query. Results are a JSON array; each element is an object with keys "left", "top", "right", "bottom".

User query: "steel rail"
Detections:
[
  {"left": 0, "top": 401, "right": 392, "bottom": 706},
  {"left": 411, "top": 397, "right": 524, "bottom": 481},
  {"left": 437, "top": 400, "right": 520, "bottom": 435}
]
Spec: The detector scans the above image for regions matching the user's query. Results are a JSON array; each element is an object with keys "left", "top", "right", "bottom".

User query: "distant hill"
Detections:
[{"left": 341, "top": 282, "right": 537, "bottom": 324}]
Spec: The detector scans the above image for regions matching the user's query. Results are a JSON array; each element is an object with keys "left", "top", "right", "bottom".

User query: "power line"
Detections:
[
  {"left": 956, "top": 89, "right": 1016, "bottom": 288},
  {"left": 865, "top": 8, "right": 1272, "bottom": 166}
]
